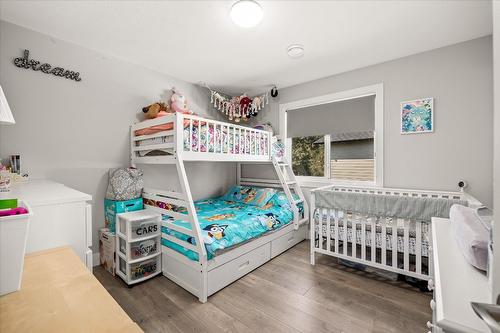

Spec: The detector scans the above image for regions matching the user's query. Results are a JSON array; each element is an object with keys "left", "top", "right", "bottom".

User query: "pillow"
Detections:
[
  {"left": 222, "top": 185, "right": 276, "bottom": 207},
  {"left": 269, "top": 191, "right": 304, "bottom": 212},
  {"left": 449, "top": 204, "right": 489, "bottom": 272}
]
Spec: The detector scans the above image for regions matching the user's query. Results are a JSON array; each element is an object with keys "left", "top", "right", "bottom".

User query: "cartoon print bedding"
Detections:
[
  {"left": 135, "top": 122, "right": 269, "bottom": 157},
  {"left": 161, "top": 191, "right": 302, "bottom": 261}
]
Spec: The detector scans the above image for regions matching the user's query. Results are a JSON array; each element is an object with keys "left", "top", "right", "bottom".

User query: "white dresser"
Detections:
[
  {"left": 0, "top": 180, "right": 93, "bottom": 269},
  {"left": 430, "top": 217, "right": 490, "bottom": 333}
]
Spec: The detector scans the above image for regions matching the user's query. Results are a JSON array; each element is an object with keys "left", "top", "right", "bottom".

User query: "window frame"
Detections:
[{"left": 279, "top": 83, "right": 384, "bottom": 188}]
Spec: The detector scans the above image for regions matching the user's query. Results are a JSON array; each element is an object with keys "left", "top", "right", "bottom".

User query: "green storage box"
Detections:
[{"left": 104, "top": 198, "right": 143, "bottom": 233}]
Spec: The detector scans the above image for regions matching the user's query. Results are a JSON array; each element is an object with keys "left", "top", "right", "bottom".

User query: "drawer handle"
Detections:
[
  {"left": 238, "top": 260, "right": 250, "bottom": 270},
  {"left": 287, "top": 235, "right": 295, "bottom": 242}
]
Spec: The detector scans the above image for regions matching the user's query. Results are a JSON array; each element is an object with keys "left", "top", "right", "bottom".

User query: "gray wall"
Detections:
[
  {"left": 252, "top": 36, "right": 494, "bottom": 207},
  {"left": 287, "top": 95, "right": 375, "bottom": 137},
  {"left": 0, "top": 21, "right": 236, "bottom": 252}
]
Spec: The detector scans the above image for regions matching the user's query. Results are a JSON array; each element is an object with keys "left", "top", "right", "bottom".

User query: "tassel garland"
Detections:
[{"left": 208, "top": 88, "right": 269, "bottom": 123}]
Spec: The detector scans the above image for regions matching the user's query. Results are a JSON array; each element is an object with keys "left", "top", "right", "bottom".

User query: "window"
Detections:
[
  {"left": 291, "top": 135, "right": 324, "bottom": 177},
  {"left": 281, "top": 84, "right": 383, "bottom": 185}
]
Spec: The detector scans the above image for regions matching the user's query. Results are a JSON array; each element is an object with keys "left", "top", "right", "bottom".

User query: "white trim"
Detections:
[
  {"left": 296, "top": 177, "right": 376, "bottom": 189},
  {"left": 279, "top": 83, "right": 384, "bottom": 187}
]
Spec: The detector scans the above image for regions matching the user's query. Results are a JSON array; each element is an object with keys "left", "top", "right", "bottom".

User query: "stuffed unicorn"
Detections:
[{"left": 170, "top": 88, "right": 192, "bottom": 114}]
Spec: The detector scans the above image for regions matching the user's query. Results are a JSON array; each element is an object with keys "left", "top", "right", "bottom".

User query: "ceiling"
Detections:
[{"left": 0, "top": 1, "right": 493, "bottom": 94}]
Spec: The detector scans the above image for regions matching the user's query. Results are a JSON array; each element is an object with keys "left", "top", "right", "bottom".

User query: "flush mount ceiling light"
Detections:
[
  {"left": 230, "top": 0, "right": 263, "bottom": 28},
  {"left": 287, "top": 44, "right": 305, "bottom": 58}
]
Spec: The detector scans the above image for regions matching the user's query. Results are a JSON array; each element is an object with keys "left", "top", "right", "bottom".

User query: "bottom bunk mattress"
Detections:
[
  {"left": 314, "top": 209, "right": 430, "bottom": 257},
  {"left": 162, "top": 191, "right": 301, "bottom": 261}
]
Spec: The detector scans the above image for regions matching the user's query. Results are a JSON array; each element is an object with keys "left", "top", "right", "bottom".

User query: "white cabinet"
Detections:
[
  {"left": 0, "top": 180, "right": 93, "bottom": 270},
  {"left": 431, "top": 217, "right": 490, "bottom": 333}
]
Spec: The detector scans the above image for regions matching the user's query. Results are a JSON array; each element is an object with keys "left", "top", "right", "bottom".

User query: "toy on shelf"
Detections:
[
  {"left": 170, "top": 88, "right": 192, "bottom": 114},
  {"left": 142, "top": 102, "right": 170, "bottom": 119}
]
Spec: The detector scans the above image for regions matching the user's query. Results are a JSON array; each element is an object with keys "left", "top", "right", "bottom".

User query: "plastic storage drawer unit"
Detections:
[{"left": 115, "top": 209, "right": 162, "bottom": 285}]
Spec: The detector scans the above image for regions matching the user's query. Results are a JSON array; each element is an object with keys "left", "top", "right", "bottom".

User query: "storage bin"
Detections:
[
  {"left": 99, "top": 228, "right": 116, "bottom": 276},
  {"left": 0, "top": 201, "right": 32, "bottom": 296},
  {"left": 118, "top": 235, "right": 160, "bottom": 261},
  {"left": 117, "top": 253, "right": 161, "bottom": 284},
  {"left": 104, "top": 198, "right": 143, "bottom": 233},
  {"left": 116, "top": 210, "right": 161, "bottom": 241}
]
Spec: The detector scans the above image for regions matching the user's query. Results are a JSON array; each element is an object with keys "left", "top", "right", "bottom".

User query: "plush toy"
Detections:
[
  {"left": 142, "top": 102, "right": 170, "bottom": 119},
  {"left": 239, "top": 95, "right": 252, "bottom": 118},
  {"left": 170, "top": 89, "right": 191, "bottom": 114}
]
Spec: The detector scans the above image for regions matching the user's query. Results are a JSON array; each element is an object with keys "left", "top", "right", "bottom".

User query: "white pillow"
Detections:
[{"left": 449, "top": 204, "right": 489, "bottom": 272}]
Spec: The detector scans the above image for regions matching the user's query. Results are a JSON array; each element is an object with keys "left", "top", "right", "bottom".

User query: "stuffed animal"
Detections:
[
  {"left": 170, "top": 89, "right": 191, "bottom": 114},
  {"left": 142, "top": 102, "right": 170, "bottom": 119}
]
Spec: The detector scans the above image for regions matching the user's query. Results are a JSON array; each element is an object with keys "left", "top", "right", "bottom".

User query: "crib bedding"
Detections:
[
  {"left": 135, "top": 121, "right": 269, "bottom": 157},
  {"left": 314, "top": 209, "right": 430, "bottom": 257},
  {"left": 162, "top": 193, "right": 301, "bottom": 261}
]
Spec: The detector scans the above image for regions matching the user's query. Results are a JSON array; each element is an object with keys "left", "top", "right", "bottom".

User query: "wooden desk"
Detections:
[{"left": 0, "top": 247, "right": 142, "bottom": 333}]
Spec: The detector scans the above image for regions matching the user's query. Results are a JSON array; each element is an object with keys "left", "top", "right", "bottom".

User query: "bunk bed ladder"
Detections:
[
  {"left": 175, "top": 158, "right": 209, "bottom": 302},
  {"left": 272, "top": 157, "right": 308, "bottom": 229}
]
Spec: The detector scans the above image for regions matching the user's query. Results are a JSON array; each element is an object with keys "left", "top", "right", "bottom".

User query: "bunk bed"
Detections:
[{"left": 131, "top": 112, "right": 308, "bottom": 302}]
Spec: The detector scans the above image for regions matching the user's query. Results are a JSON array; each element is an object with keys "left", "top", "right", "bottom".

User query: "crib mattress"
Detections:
[
  {"left": 314, "top": 210, "right": 430, "bottom": 257},
  {"left": 162, "top": 197, "right": 296, "bottom": 261}
]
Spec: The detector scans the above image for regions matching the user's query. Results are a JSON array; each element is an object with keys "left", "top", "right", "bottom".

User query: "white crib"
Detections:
[{"left": 310, "top": 185, "right": 479, "bottom": 280}]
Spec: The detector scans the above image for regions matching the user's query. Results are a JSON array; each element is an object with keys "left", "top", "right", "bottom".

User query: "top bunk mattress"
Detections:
[
  {"left": 135, "top": 119, "right": 270, "bottom": 156},
  {"left": 161, "top": 191, "right": 302, "bottom": 261}
]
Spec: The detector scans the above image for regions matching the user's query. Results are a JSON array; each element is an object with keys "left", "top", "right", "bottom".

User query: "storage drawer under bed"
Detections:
[
  {"left": 270, "top": 224, "right": 307, "bottom": 258},
  {"left": 207, "top": 242, "right": 271, "bottom": 296}
]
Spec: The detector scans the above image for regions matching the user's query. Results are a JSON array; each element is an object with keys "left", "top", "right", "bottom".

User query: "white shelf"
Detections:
[{"left": 432, "top": 217, "right": 490, "bottom": 333}]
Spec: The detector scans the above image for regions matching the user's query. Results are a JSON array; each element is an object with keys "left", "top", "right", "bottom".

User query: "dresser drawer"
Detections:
[
  {"left": 271, "top": 224, "right": 306, "bottom": 258},
  {"left": 207, "top": 243, "right": 270, "bottom": 296}
]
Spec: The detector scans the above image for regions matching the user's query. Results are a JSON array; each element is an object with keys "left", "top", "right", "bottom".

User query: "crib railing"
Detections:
[{"left": 310, "top": 185, "right": 471, "bottom": 280}]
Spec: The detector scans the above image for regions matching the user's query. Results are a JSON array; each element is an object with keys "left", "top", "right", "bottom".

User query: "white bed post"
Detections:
[
  {"left": 236, "top": 162, "right": 241, "bottom": 185},
  {"left": 310, "top": 190, "right": 316, "bottom": 265},
  {"left": 174, "top": 113, "right": 208, "bottom": 303}
]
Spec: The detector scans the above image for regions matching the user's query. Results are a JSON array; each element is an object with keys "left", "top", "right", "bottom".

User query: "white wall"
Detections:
[
  {"left": 492, "top": 0, "right": 500, "bottom": 304},
  {"left": 252, "top": 36, "right": 494, "bottom": 207},
  {"left": 0, "top": 21, "right": 236, "bottom": 251}
]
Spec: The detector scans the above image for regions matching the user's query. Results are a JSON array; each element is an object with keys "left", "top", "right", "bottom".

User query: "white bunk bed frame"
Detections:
[
  {"left": 131, "top": 112, "right": 308, "bottom": 302},
  {"left": 310, "top": 184, "right": 481, "bottom": 281}
]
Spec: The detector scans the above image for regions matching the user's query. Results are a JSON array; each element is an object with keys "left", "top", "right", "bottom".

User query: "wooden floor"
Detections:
[{"left": 94, "top": 240, "right": 432, "bottom": 333}]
